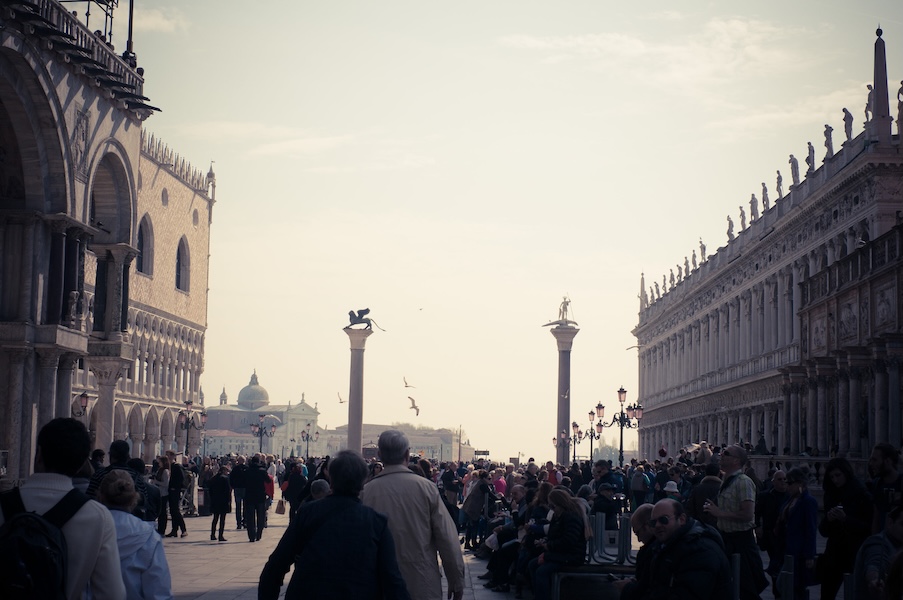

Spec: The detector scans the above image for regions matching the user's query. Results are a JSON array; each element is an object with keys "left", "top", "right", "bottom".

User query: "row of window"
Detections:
[{"left": 135, "top": 215, "right": 191, "bottom": 292}]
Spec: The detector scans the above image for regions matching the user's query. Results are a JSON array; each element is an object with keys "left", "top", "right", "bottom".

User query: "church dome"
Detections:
[{"left": 237, "top": 371, "right": 269, "bottom": 411}]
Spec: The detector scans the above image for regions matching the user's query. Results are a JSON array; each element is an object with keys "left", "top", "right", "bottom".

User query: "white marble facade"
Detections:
[{"left": 633, "top": 31, "right": 903, "bottom": 461}]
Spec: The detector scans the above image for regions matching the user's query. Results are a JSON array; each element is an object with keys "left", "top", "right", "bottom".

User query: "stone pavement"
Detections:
[{"left": 165, "top": 509, "right": 836, "bottom": 600}]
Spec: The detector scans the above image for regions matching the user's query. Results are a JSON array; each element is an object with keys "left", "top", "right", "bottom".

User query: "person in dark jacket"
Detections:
[
  {"left": 165, "top": 450, "right": 187, "bottom": 537},
  {"left": 208, "top": 465, "right": 232, "bottom": 541},
  {"left": 258, "top": 450, "right": 411, "bottom": 600},
  {"left": 591, "top": 482, "right": 621, "bottom": 530},
  {"left": 527, "top": 488, "right": 586, "bottom": 600},
  {"left": 756, "top": 469, "right": 789, "bottom": 591},
  {"left": 283, "top": 462, "right": 308, "bottom": 516},
  {"left": 229, "top": 455, "right": 248, "bottom": 529},
  {"left": 644, "top": 498, "right": 731, "bottom": 600},
  {"left": 244, "top": 455, "right": 270, "bottom": 542},
  {"left": 819, "top": 458, "right": 872, "bottom": 600},
  {"left": 773, "top": 467, "right": 818, "bottom": 600},
  {"left": 686, "top": 463, "right": 722, "bottom": 527}
]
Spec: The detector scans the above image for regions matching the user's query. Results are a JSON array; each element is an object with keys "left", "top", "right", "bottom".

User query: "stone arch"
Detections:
[
  {"left": 113, "top": 400, "right": 128, "bottom": 440},
  {"left": 126, "top": 403, "right": 145, "bottom": 455},
  {"left": 0, "top": 44, "right": 69, "bottom": 214},
  {"left": 136, "top": 214, "right": 154, "bottom": 275},
  {"left": 87, "top": 148, "right": 133, "bottom": 245}
]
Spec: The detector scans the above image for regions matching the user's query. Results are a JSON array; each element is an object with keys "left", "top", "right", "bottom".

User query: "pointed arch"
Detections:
[
  {"left": 176, "top": 236, "right": 190, "bottom": 292},
  {"left": 136, "top": 214, "right": 154, "bottom": 275}
]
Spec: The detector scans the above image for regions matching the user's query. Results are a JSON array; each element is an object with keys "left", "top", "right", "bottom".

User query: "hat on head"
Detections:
[
  {"left": 663, "top": 481, "right": 680, "bottom": 493},
  {"left": 726, "top": 444, "right": 748, "bottom": 465},
  {"left": 599, "top": 482, "right": 615, "bottom": 491}
]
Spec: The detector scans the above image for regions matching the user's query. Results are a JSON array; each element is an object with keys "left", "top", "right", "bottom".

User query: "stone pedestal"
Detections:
[
  {"left": 344, "top": 327, "right": 374, "bottom": 455},
  {"left": 550, "top": 325, "right": 578, "bottom": 467}
]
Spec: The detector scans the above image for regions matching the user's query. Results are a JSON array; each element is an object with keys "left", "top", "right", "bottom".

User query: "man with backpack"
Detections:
[{"left": 0, "top": 417, "right": 125, "bottom": 599}]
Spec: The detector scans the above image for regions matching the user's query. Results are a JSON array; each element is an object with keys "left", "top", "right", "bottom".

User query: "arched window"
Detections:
[
  {"left": 176, "top": 237, "right": 190, "bottom": 292},
  {"left": 136, "top": 215, "right": 154, "bottom": 275}
]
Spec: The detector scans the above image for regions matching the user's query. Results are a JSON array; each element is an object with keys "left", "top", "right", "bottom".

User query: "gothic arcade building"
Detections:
[
  {"left": 633, "top": 32, "right": 903, "bottom": 461},
  {"left": 0, "top": 2, "right": 214, "bottom": 480}
]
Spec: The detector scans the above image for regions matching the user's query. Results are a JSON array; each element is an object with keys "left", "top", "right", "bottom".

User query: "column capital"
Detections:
[
  {"left": 549, "top": 325, "right": 579, "bottom": 352},
  {"left": 343, "top": 327, "right": 374, "bottom": 350}
]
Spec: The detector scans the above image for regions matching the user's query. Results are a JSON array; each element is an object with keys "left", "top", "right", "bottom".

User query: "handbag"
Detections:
[{"left": 275, "top": 499, "right": 286, "bottom": 515}]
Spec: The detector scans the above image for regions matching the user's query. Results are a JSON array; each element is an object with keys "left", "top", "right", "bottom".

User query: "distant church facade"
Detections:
[
  {"left": 0, "top": 2, "right": 214, "bottom": 480},
  {"left": 633, "top": 31, "right": 903, "bottom": 461}
]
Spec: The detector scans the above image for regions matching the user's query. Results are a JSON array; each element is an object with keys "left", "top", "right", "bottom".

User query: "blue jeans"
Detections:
[{"left": 233, "top": 488, "right": 246, "bottom": 526}]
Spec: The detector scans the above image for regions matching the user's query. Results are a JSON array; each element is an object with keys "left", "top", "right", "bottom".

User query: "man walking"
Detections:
[
  {"left": 361, "top": 430, "right": 465, "bottom": 600},
  {"left": 244, "top": 455, "right": 269, "bottom": 542},
  {"left": 230, "top": 455, "right": 248, "bottom": 529}
]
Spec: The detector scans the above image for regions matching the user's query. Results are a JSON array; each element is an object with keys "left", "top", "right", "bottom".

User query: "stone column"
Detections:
[
  {"left": 836, "top": 361, "right": 851, "bottom": 455},
  {"left": 805, "top": 374, "right": 817, "bottom": 452},
  {"left": 792, "top": 263, "right": 804, "bottom": 343},
  {"left": 550, "top": 325, "right": 579, "bottom": 467},
  {"left": 886, "top": 336, "right": 903, "bottom": 449},
  {"left": 872, "top": 340, "right": 889, "bottom": 446},
  {"left": 344, "top": 327, "right": 374, "bottom": 455},
  {"left": 88, "top": 360, "right": 128, "bottom": 453},
  {"left": 4, "top": 349, "right": 30, "bottom": 481},
  {"left": 128, "top": 432, "right": 144, "bottom": 462},
  {"left": 36, "top": 349, "right": 62, "bottom": 428},
  {"left": 55, "top": 353, "right": 80, "bottom": 420},
  {"left": 764, "top": 404, "right": 776, "bottom": 451},
  {"left": 142, "top": 433, "right": 158, "bottom": 463},
  {"left": 848, "top": 366, "right": 864, "bottom": 457},
  {"left": 789, "top": 379, "right": 803, "bottom": 455}
]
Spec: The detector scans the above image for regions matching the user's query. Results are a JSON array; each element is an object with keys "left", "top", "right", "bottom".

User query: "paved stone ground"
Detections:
[{"left": 165, "top": 509, "right": 837, "bottom": 600}]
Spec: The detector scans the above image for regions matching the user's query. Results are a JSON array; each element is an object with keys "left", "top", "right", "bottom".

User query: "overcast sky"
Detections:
[{"left": 115, "top": 0, "right": 901, "bottom": 463}]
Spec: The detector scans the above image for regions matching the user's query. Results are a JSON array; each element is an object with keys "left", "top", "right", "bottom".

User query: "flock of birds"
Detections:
[{"left": 336, "top": 377, "right": 421, "bottom": 416}]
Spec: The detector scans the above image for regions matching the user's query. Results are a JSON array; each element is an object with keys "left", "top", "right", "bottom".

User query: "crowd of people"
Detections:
[{"left": 1, "top": 419, "right": 902, "bottom": 600}]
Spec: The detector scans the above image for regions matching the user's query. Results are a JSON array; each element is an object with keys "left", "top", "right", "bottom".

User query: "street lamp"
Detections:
[
  {"left": 299, "top": 422, "right": 319, "bottom": 461},
  {"left": 71, "top": 391, "right": 90, "bottom": 417},
  {"left": 552, "top": 424, "right": 584, "bottom": 465},
  {"left": 178, "top": 400, "right": 207, "bottom": 457},
  {"left": 596, "top": 386, "right": 643, "bottom": 468},
  {"left": 250, "top": 414, "right": 278, "bottom": 453},
  {"left": 578, "top": 402, "right": 606, "bottom": 460}
]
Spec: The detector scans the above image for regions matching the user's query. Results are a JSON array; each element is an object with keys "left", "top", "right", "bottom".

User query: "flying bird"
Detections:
[
  {"left": 404, "top": 377, "right": 416, "bottom": 388},
  {"left": 560, "top": 388, "right": 569, "bottom": 400},
  {"left": 408, "top": 396, "right": 420, "bottom": 416},
  {"left": 338, "top": 392, "right": 345, "bottom": 404}
]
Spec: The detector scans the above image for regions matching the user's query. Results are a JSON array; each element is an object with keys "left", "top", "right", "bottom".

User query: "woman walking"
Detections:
[
  {"left": 155, "top": 455, "right": 170, "bottom": 536},
  {"left": 209, "top": 465, "right": 232, "bottom": 541}
]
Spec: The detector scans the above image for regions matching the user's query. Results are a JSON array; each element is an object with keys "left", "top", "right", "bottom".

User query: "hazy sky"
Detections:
[{"left": 114, "top": 1, "right": 901, "bottom": 463}]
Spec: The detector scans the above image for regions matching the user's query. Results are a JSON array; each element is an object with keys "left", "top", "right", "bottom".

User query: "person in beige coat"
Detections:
[{"left": 360, "top": 430, "right": 465, "bottom": 600}]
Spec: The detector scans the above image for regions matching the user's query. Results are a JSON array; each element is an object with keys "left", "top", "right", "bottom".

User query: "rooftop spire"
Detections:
[{"left": 868, "top": 27, "right": 892, "bottom": 146}]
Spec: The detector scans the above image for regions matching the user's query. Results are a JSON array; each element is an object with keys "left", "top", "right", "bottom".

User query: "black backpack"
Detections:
[{"left": 0, "top": 487, "right": 89, "bottom": 600}]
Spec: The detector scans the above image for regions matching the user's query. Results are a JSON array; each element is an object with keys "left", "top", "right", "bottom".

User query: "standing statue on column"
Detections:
[
  {"left": 692, "top": 249, "right": 698, "bottom": 270},
  {"left": 699, "top": 238, "right": 707, "bottom": 262},
  {"left": 738, "top": 206, "right": 746, "bottom": 230},
  {"left": 824, "top": 124, "right": 834, "bottom": 159},
  {"left": 776, "top": 170, "right": 784, "bottom": 198},
  {"left": 843, "top": 108, "right": 854, "bottom": 142},
  {"left": 749, "top": 194, "right": 759, "bottom": 221},
  {"left": 684, "top": 256, "right": 690, "bottom": 276},
  {"left": 865, "top": 84, "right": 874, "bottom": 123},
  {"left": 896, "top": 81, "right": 903, "bottom": 133},
  {"left": 761, "top": 183, "right": 770, "bottom": 210},
  {"left": 726, "top": 215, "right": 735, "bottom": 241},
  {"left": 805, "top": 142, "right": 815, "bottom": 174},
  {"left": 558, "top": 296, "right": 571, "bottom": 322},
  {"left": 789, "top": 155, "right": 800, "bottom": 186}
]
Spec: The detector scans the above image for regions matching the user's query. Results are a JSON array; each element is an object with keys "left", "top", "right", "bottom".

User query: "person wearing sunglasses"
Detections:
[
  {"left": 642, "top": 498, "right": 731, "bottom": 599},
  {"left": 704, "top": 444, "right": 769, "bottom": 599}
]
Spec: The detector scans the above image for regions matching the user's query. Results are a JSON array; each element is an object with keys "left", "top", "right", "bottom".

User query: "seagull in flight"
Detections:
[
  {"left": 408, "top": 396, "right": 420, "bottom": 416},
  {"left": 338, "top": 392, "right": 345, "bottom": 404},
  {"left": 560, "top": 388, "right": 569, "bottom": 400},
  {"left": 404, "top": 377, "right": 416, "bottom": 388}
]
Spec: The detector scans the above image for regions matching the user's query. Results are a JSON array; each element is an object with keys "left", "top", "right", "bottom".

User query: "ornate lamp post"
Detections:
[
  {"left": 251, "top": 414, "right": 277, "bottom": 453},
  {"left": 71, "top": 391, "right": 90, "bottom": 417},
  {"left": 552, "top": 424, "right": 584, "bottom": 464},
  {"left": 596, "top": 386, "right": 643, "bottom": 468},
  {"left": 579, "top": 403, "right": 606, "bottom": 460},
  {"left": 178, "top": 400, "right": 207, "bottom": 457},
  {"left": 299, "top": 422, "right": 319, "bottom": 462}
]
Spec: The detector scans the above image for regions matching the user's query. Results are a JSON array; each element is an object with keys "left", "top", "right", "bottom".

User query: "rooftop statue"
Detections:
[
  {"left": 897, "top": 81, "right": 903, "bottom": 132},
  {"left": 776, "top": 170, "right": 784, "bottom": 199},
  {"left": 789, "top": 155, "right": 800, "bottom": 186},
  {"left": 346, "top": 308, "right": 385, "bottom": 331},
  {"left": 824, "top": 124, "right": 834, "bottom": 159},
  {"left": 843, "top": 108, "right": 854, "bottom": 142},
  {"left": 699, "top": 238, "right": 706, "bottom": 262},
  {"left": 691, "top": 249, "right": 698, "bottom": 270},
  {"left": 543, "top": 295, "right": 578, "bottom": 327},
  {"left": 669, "top": 268, "right": 675, "bottom": 287},
  {"left": 654, "top": 282, "right": 660, "bottom": 299},
  {"left": 684, "top": 256, "right": 690, "bottom": 275},
  {"left": 761, "top": 183, "right": 769, "bottom": 210},
  {"left": 806, "top": 142, "right": 815, "bottom": 174},
  {"left": 749, "top": 194, "right": 759, "bottom": 221},
  {"left": 865, "top": 84, "right": 874, "bottom": 122},
  {"left": 727, "top": 215, "right": 735, "bottom": 241},
  {"left": 676, "top": 264, "right": 682, "bottom": 282},
  {"left": 739, "top": 206, "right": 747, "bottom": 230}
]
